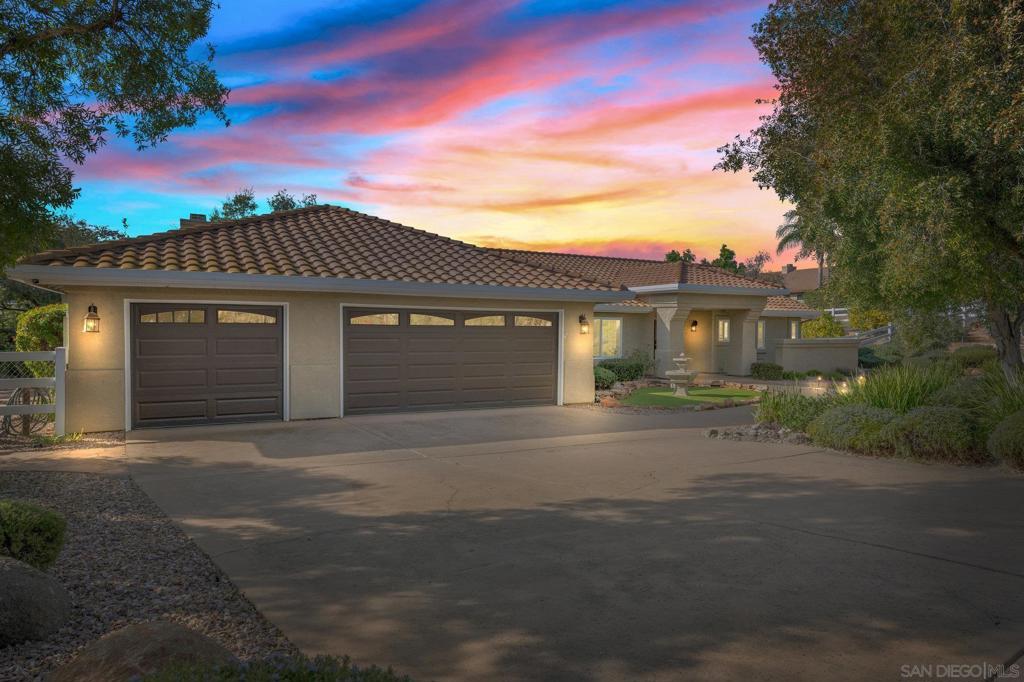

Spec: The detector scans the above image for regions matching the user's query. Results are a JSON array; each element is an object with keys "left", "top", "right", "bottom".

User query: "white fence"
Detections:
[{"left": 0, "top": 348, "right": 66, "bottom": 436}]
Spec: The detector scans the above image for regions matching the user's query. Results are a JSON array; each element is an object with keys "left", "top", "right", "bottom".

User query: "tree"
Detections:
[
  {"left": 710, "top": 244, "right": 739, "bottom": 273},
  {"left": 776, "top": 209, "right": 829, "bottom": 287},
  {"left": 717, "top": 0, "right": 1024, "bottom": 378},
  {"left": 741, "top": 250, "right": 772, "bottom": 278},
  {"left": 1, "top": 218, "right": 128, "bottom": 349},
  {"left": 801, "top": 312, "right": 845, "bottom": 339},
  {"left": 848, "top": 309, "right": 890, "bottom": 332},
  {"left": 267, "top": 189, "right": 319, "bottom": 212},
  {"left": 0, "top": 1, "right": 229, "bottom": 266},
  {"left": 210, "top": 188, "right": 258, "bottom": 221}
]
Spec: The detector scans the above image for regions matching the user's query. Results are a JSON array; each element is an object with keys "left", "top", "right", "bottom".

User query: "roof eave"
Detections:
[
  {"left": 6, "top": 265, "right": 633, "bottom": 303},
  {"left": 628, "top": 283, "right": 789, "bottom": 296},
  {"left": 594, "top": 303, "right": 653, "bottom": 314},
  {"left": 761, "top": 309, "right": 820, "bottom": 319}
]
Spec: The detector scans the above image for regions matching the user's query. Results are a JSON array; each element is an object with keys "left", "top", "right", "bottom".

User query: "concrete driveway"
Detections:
[{"left": 126, "top": 406, "right": 1024, "bottom": 681}]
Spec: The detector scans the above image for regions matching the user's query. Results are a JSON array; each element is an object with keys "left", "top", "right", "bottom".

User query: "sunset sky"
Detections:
[{"left": 73, "top": 0, "right": 794, "bottom": 264}]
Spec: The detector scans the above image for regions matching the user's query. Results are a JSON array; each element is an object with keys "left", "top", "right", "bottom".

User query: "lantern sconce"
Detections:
[
  {"left": 578, "top": 314, "right": 591, "bottom": 335},
  {"left": 83, "top": 304, "right": 100, "bottom": 333},
  {"left": 690, "top": 320, "right": 698, "bottom": 333}
]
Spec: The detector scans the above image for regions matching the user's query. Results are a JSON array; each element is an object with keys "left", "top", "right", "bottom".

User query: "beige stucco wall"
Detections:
[
  {"left": 758, "top": 317, "right": 797, "bottom": 364},
  {"left": 62, "top": 286, "right": 596, "bottom": 432},
  {"left": 774, "top": 338, "right": 859, "bottom": 373},
  {"left": 594, "top": 312, "right": 653, "bottom": 359}
]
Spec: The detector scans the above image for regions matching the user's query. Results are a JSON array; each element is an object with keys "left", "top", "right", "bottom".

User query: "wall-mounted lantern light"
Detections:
[
  {"left": 83, "top": 304, "right": 100, "bottom": 333},
  {"left": 690, "top": 320, "right": 698, "bottom": 333},
  {"left": 578, "top": 314, "right": 591, "bottom": 335}
]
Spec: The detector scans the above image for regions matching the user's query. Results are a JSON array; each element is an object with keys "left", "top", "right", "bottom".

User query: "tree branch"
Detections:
[{"left": 0, "top": 1, "right": 122, "bottom": 58}]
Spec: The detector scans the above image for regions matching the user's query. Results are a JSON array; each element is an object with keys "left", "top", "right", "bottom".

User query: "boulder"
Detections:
[
  {"left": 48, "top": 620, "right": 236, "bottom": 682},
  {"left": 0, "top": 556, "right": 71, "bottom": 646},
  {"left": 599, "top": 395, "right": 620, "bottom": 408}
]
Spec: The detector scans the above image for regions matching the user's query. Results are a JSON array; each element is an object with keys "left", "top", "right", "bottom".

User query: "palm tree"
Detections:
[{"left": 776, "top": 209, "right": 826, "bottom": 287}]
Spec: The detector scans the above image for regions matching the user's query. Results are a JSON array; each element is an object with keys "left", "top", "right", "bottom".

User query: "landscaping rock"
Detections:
[
  {"left": 599, "top": 395, "right": 620, "bottom": 408},
  {"left": 705, "top": 423, "right": 812, "bottom": 446},
  {"left": 0, "top": 557, "right": 72, "bottom": 647},
  {"left": 48, "top": 620, "right": 236, "bottom": 682}
]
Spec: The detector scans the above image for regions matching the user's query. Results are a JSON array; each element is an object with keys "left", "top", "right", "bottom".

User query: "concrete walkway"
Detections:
[{"left": 111, "top": 407, "right": 1024, "bottom": 679}]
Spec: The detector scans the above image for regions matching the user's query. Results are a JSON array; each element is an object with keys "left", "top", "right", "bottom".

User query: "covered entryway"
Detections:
[
  {"left": 342, "top": 307, "right": 558, "bottom": 414},
  {"left": 130, "top": 303, "right": 284, "bottom": 428}
]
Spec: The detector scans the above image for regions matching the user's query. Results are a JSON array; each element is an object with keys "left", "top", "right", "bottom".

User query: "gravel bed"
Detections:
[
  {"left": 0, "top": 431, "right": 124, "bottom": 456},
  {"left": 704, "top": 422, "right": 812, "bottom": 445},
  {"left": 0, "top": 470, "right": 296, "bottom": 680}
]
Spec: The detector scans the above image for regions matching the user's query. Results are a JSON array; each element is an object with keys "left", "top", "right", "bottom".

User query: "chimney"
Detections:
[
  {"left": 784, "top": 263, "right": 796, "bottom": 274},
  {"left": 180, "top": 213, "right": 207, "bottom": 228}
]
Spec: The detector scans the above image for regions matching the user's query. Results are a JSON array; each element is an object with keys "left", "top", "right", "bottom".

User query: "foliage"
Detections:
[
  {"left": 267, "top": 189, "right": 319, "bottom": 212},
  {"left": 598, "top": 351, "right": 653, "bottom": 382},
  {"left": 144, "top": 654, "right": 411, "bottom": 682},
  {"left": 976, "top": 364, "right": 1024, "bottom": 430},
  {"left": 848, "top": 309, "right": 889, "bottom": 332},
  {"left": 750, "top": 362, "right": 784, "bottom": 380},
  {"left": 951, "top": 345, "right": 998, "bottom": 369},
  {"left": 880, "top": 407, "right": 986, "bottom": 464},
  {"left": 14, "top": 303, "right": 66, "bottom": 376},
  {"left": 0, "top": 1, "right": 228, "bottom": 265},
  {"left": 924, "top": 376, "right": 988, "bottom": 411},
  {"left": 211, "top": 188, "right": 258, "bottom": 221},
  {"left": 717, "top": 0, "right": 1024, "bottom": 377},
  {"left": 987, "top": 409, "right": 1024, "bottom": 471},
  {"left": 807, "top": 405, "right": 897, "bottom": 454},
  {"left": 664, "top": 248, "right": 695, "bottom": 263},
  {"left": 593, "top": 366, "right": 616, "bottom": 390},
  {"left": 0, "top": 500, "right": 66, "bottom": 570},
  {"left": 801, "top": 312, "right": 845, "bottom": 339},
  {"left": 756, "top": 390, "right": 834, "bottom": 431},
  {"left": 837, "top": 364, "right": 957, "bottom": 414},
  {"left": 892, "top": 310, "right": 962, "bottom": 359}
]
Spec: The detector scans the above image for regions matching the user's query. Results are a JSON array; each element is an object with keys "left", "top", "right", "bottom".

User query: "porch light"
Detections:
[
  {"left": 83, "top": 304, "right": 100, "bottom": 333},
  {"left": 690, "top": 320, "right": 698, "bottom": 333},
  {"left": 578, "top": 314, "right": 590, "bottom": 334}
]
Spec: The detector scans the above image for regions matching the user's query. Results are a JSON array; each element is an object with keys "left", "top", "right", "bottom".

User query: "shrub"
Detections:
[
  {"left": 781, "top": 370, "right": 806, "bottom": 381},
  {"left": 848, "top": 308, "right": 889, "bottom": 332},
  {"left": 858, "top": 346, "right": 885, "bottom": 369},
  {"left": 14, "top": 303, "right": 66, "bottom": 377},
  {"left": 807, "top": 405, "right": 897, "bottom": 453},
  {"left": 594, "top": 366, "right": 616, "bottom": 390},
  {"left": 0, "top": 500, "right": 66, "bottom": 570},
  {"left": 951, "top": 345, "right": 997, "bottom": 369},
  {"left": 597, "top": 359, "right": 644, "bottom": 382},
  {"left": 756, "top": 390, "right": 833, "bottom": 431},
  {"left": 144, "top": 654, "right": 412, "bottom": 682},
  {"left": 904, "top": 349, "right": 951, "bottom": 368},
  {"left": 801, "top": 312, "right": 845, "bottom": 339},
  {"left": 987, "top": 409, "right": 1024, "bottom": 471},
  {"left": 880, "top": 406, "right": 987, "bottom": 464},
  {"left": 839, "top": 363, "right": 957, "bottom": 414},
  {"left": 977, "top": 365, "right": 1024, "bottom": 430},
  {"left": 750, "top": 362, "right": 783, "bottom": 380},
  {"left": 925, "top": 376, "right": 987, "bottom": 411}
]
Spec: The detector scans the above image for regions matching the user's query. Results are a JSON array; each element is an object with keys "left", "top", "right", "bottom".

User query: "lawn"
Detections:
[{"left": 621, "top": 386, "right": 761, "bottom": 408}]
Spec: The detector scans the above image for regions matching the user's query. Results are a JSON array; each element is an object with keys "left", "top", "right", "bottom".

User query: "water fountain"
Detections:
[{"left": 665, "top": 353, "right": 698, "bottom": 396}]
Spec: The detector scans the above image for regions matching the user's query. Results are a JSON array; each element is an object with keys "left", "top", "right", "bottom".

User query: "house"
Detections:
[
  {"left": 777, "top": 264, "right": 829, "bottom": 301},
  {"left": 7, "top": 205, "right": 834, "bottom": 433}
]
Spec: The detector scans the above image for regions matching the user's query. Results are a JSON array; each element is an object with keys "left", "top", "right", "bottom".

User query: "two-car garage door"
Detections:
[{"left": 130, "top": 304, "right": 559, "bottom": 427}]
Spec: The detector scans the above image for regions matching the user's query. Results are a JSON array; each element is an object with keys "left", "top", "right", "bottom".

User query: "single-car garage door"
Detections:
[
  {"left": 343, "top": 308, "right": 558, "bottom": 414},
  {"left": 130, "top": 303, "right": 284, "bottom": 428}
]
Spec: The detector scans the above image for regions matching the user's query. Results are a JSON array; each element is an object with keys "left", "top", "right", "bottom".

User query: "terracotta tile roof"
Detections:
[
  {"left": 22, "top": 205, "right": 623, "bottom": 292},
  {"left": 765, "top": 296, "right": 815, "bottom": 312},
  {"left": 492, "top": 249, "right": 785, "bottom": 291},
  {"left": 776, "top": 266, "right": 829, "bottom": 293}
]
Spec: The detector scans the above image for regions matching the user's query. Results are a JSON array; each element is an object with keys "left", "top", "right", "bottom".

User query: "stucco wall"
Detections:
[
  {"left": 682, "top": 310, "right": 713, "bottom": 372},
  {"left": 594, "top": 312, "right": 653, "bottom": 359},
  {"left": 62, "top": 286, "right": 596, "bottom": 432},
  {"left": 760, "top": 317, "right": 796, "bottom": 364},
  {"left": 774, "top": 338, "right": 859, "bottom": 373}
]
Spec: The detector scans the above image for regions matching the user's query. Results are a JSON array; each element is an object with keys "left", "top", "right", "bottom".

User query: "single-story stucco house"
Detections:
[{"left": 7, "top": 204, "right": 843, "bottom": 432}]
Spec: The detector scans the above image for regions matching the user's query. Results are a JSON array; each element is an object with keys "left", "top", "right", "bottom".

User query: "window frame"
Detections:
[
  {"left": 513, "top": 314, "right": 554, "bottom": 328},
  {"left": 348, "top": 310, "right": 401, "bottom": 326},
  {"left": 216, "top": 308, "right": 278, "bottom": 324},
  {"left": 756, "top": 319, "right": 766, "bottom": 350},
  {"left": 592, "top": 316, "right": 624, "bottom": 360},
  {"left": 463, "top": 313, "right": 507, "bottom": 327},
  {"left": 716, "top": 316, "right": 731, "bottom": 344},
  {"left": 409, "top": 312, "right": 456, "bottom": 327},
  {"left": 789, "top": 319, "right": 801, "bottom": 340}
]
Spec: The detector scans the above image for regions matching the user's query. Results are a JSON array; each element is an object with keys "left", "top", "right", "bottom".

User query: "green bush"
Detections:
[
  {"left": 781, "top": 370, "right": 806, "bottom": 381},
  {"left": 750, "top": 362, "right": 783, "bottom": 380},
  {"left": 756, "top": 390, "right": 833, "bottom": 431},
  {"left": 904, "top": 349, "right": 952, "bottom": 368},
  {"left": 144, "top": 654, "right": 411, "bottom": 681},
  {"left": 838, "top": 363, "right": 957, "bottom": 414},
  {"left": 597, "top": 350, "right": 653, "bottom": 382},
  {"left": 0, "top": 500, "right": 66, "bottom": 570},
  {"left": 801, "top": 312, "right": 845, "bottom": 339},
  {"left": 951, "top": 345, "right": 997, "bottom": 368},
  {"left": 14, "top": 303, "right": 66, "bottom": 377},
  {"left": 880, "top": 406, "right": 986, "bottom": 464},
  {"left": 807, "top": 405, "right": 897, "bottom": 453},
  {"left": 848, "top": 308, "right": 889, "bottom": 332},
  {"left": 594, "top": 366, "right": 616, "bottom": 390},
  {"left": 977, "top": 365, "right": 1024, "bottom": 430},
  {"left": 987, "top": 409, "right": 1024, "bottom": 470},
  {"left": 925, "top": 376, "right": 987, "bottom": 411}
]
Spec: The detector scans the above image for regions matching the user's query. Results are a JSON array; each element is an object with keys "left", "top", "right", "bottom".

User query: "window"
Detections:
[
  {"left": 349, "top": 312, "right": 400, "bottom": 326},
  {"left": 140, "top": 309, "right": 205, "bottom": 324},
  {"left": 218, "top": 309, "right": 277, "bottom": 324},
  {"left": 464, "top": 314, "right": 506, "bottom": 326},
  {"left": 593, "top": 318, "right": 622, "bottom": 358},
  {"left": 756, "top": 319, "right": 766, "bottom": 350},
  {"left": 514, "top": 315, "right": 553, "bottom": 327},
  {"left": 717, "top": 317, "right": 731, "bottom": 343},
  {"left": 410, "top": 313, "right": 455, "bottom": 326},
  {"left": 789, "top": 320, "right": 801, "bottom": 339}
]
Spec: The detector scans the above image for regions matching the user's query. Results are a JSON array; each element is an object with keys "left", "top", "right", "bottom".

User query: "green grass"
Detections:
[{"left": 621, "top": 386, "right": 760, "bottom": 408}]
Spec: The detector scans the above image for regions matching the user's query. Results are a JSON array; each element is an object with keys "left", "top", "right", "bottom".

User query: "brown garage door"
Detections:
[
  {"left": 130, "top": 303, "right": 284, "bottom": 428},
  {"left": 343, "top": 308, "right": 558, "bottom": 414}
]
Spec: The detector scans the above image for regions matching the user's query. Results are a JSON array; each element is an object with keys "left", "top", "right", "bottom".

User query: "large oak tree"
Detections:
[{"left": 718, "top": 0, "right": 1024, "bottom": 377}]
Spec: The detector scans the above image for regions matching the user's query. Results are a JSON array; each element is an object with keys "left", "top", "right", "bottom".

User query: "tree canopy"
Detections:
[
  {"left": 718, "top": 0, "right": 1024, "bottom": 375},
  {"left": 1, "top": 0, "right": 228, "bottom": 265},
  {"left": 268, "top": 189, "right": 318, "bottom": 212}
]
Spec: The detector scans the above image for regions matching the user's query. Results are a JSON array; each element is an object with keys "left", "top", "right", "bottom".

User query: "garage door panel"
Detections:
[
  {"left": 131, "top": 303, "right": 283, "bottom": 428},
  {"left": 344, "top": 307, "right": 557, "bottom": 414}
]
